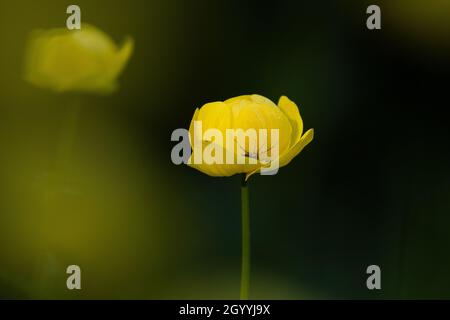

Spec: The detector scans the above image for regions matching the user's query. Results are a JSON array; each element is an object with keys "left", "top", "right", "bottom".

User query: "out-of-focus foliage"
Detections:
[{"left": 0, "top": 0, "right": 449, "bottom": 299}]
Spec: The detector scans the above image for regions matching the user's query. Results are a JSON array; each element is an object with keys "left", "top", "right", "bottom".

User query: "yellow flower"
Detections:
[
  {"left": 188, "top": 94, "right": 314, "bottom": 180},
  {"left": 24, "top": 23, "right": 133, "bottom": 94}
]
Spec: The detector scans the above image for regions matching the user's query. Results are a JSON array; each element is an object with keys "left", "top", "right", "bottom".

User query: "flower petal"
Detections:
[
  {"left": 188, "top": 141, "right": 260, "bottom": 177},
  {"left": 224, "top": 95, "right": 251, "bottom": 105},
  {"left": 112, "top": 36, "right": 134, "bottom": 79},
  {"left": 188, "top": 108, "right": 200, "bottom": 145},
  {"left": 232, "top": 101, "right": 292, "bottom": 157},
  {"left": 250, "top": 94, "right": 277, "bottom": 107},
  {"left": 279, "top": 128, "right": 314, "bottom": 167},
  {"left": 278, "top": 96, "right": 303, "bottom": 147},
  {"left": 23, "top": 24, "right": 134, "bottom": 94},
  {"left": 197, "top": 101, "right": 232, "bottom": 140},
  {"left": 244, "top": 128, "right": 313, "bottom": 181}
]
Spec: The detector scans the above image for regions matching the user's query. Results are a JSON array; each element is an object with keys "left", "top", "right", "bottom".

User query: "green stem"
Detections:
[
  {"left": 56, "top": 98, "right": 81, "bottom": 173},
  {"left": 240, "top": 174, "right": 250, "bottom": 300},
  {"left": 34, "top": 98, "right": 82, "bottom": 297}
]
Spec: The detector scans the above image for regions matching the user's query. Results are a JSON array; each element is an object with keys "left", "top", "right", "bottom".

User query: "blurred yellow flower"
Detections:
[
  {"left": 24, "top": 23, "right": 133, "bottom": 94},
  {"left": 188, "top": 94, "right": 314, "bottom": 180}
]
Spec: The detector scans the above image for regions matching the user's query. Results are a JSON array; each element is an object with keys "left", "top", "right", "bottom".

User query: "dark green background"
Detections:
[{"left": 0, "top": 0, "right": 449, "bottom": 299}]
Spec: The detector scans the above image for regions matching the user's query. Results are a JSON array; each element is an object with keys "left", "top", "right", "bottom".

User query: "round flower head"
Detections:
[
  {"left": 24, "top": 23, "right": 133, "bottom": 94},
  {"left": 188, "top": 94, "right": 314, "bottom": 180}
]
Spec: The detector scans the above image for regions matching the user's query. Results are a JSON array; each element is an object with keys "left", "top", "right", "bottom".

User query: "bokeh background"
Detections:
[{"left": 1, "top": 0, "right": 449, "bottom": 299}]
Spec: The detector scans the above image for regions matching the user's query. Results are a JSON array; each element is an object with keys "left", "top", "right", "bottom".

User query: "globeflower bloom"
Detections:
[
  {"left": 183, "top": 94, "right": 314, "bottom": 299},
  {"left": 188, "top": 94, "right": 314, "bottom": 180},
  {"left": 24, "top": 23, "right": 133, "bottom": 94}
]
